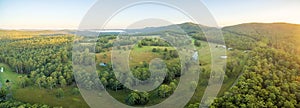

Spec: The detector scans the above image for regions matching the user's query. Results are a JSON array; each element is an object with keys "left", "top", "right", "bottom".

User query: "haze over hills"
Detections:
[
  {"left": 2, "top": 22, "right": 300, "bottom": 52},
  {"left": 125, "top": 22, "right": 300, "bottom": 33},
  {"left": 2, "top": 22, "right": 300, "bottom": 39}
]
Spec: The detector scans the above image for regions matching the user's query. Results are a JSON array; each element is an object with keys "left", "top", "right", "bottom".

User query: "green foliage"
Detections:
[
  {"left": 140, "top": 38, "right": 170, "bottom": 47},
  {"left": 125, "top": 91, "right": 149, "bottom": 105},
  {"left": 194, "top": 40, "right": 201, "bottom": 47},
  {"left": 0, "top": 34, "right": 74, "bottom": 89},
  {"left": 17, "top": 76, "right": 30, "bottom": 88},
  {"left": 0, "top": 88, "right": 7, "bottom": 102},
  {"left": 55, "top": 88, "right": 64, "bottom": 98},
  {"left": 157, "top": 84, "right": 173, "bottom": 98},
  {"left": 96, "top": 36, "right": 115, "bottom": 53},
  {"left": 211, "top": 47, "right": 300, "bottom": 108},
  {"left": 2, "top": 23, "right": 300, "bottom": 107},
  {"left": 0, "top": 100, "right": 50, "bottom": 108},
  {"left": 162, "top": 50, "right": 179, "bottom": 60},
  {"left": 71, "top": 88, "right": 80, "bottom": 95},
  {"left": 152, "top": 48, "right": 157, "bottom": 52}
]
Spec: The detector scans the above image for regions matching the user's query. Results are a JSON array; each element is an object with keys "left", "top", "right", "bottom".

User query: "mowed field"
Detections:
[
  {"left": 14, "top": 87, "right": 88, "bottom": 108},
  {"left": 96, "top": 46, "right": 176, "bottom": 67}
]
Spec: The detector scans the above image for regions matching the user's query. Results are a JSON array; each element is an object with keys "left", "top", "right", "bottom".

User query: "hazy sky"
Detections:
[{"left": 0, "top": 0, "right": 300, "bottom": 29}]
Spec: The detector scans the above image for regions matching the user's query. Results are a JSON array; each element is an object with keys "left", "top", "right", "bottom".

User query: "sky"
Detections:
[{"left": 0, "top": 0, "right": 300, "bottom": 29}]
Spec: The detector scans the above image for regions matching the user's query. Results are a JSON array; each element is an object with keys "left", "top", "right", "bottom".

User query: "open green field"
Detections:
[
  {"left": 96, "top": 46, "right": 176, "bottom": 67},
  {"left": 0, "top": 63, "right": 21, "bottom": 88},
  {"left": 0, "top": 63, "right": 88, "bottom": 108},
  {"left": 13, "top": 87, "right": 88, "bottom": 108},
  {"left": 107, "top": 88, "right": 169, "bottom": 106}
]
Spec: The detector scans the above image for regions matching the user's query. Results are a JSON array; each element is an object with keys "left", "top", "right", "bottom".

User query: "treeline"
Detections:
[
  {"left": 0, "top": 100, "right": 50, "bottom": 108},
  {"left": 96, "top": 36, "right": 116, "bottom": 53},
  {"left": 138, "top": 38, "right": 170, "bottom": 47},
  {"left": 0, "top": 35, "right": 75, "bottom": 89},
  {"left": 188, "top": 23, "right": 300, "bottom": 107}
]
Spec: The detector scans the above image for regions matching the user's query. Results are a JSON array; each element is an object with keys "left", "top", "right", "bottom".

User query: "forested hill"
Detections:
[
  {"left": 125, "top": 22, "right": 300, "bottom": 52},
  {"left": 223, "top": 23, "right": 300, "bottom": 38},
  {"left": 125, "top": 22, "right": 206, "bottom": 33},
  {"left": 222, "top": 23, "right": 300, "bottom": 52},
  {"left": 179, "top": 22, "right": 300, "bottom": 108},
  {"left": 208, "top": 23, "right": 300, "bottom": 107}
]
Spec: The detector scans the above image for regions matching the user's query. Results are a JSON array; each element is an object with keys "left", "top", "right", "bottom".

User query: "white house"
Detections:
[
  {"left": 0, "top": 67, "right": 3, "bottom": 73},
  {"left": 192, "top": 51, "right": 198, "bottom": 61},
  {"left": 220, "top": 56, "right": 228, "bottom": 59},
  {"left": 216, "top": 45, "right": 227, "bottom": 49},
  {"left": 99, "top": 63, "right": 107, "bottom": 67},
  {"left": 243, "top": 50, "right": 250, "bottom": 53},
  {"left": 221, "top": 45, "right": 227, "bottom": 49}
]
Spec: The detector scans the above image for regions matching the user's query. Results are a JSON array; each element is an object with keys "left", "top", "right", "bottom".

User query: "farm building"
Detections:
[
  {"left": 220, "top": 56, "right": 228, "bottom": 59},
  {"left": 99, "top": 63, "right": 107, "bottom": 67},
  {"left": 243, "top": 50, "right": 251, "bottom": 53},
  {"left": 216, "top": 45, "right": 227, "bottom": 49},
  {"left": 192, "top": 51, "right": 198, "bottom": 61}
]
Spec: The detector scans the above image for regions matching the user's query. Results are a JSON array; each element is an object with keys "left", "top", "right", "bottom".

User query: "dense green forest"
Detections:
[
  {"left": 189, "top": 23, "right": 300, "bottom": 108},
  {"left": 1, "top": 23, "right": 300, "bottom": 107},
  {"left": 0, "top": 31, "right": 87, "bottom": 107}
]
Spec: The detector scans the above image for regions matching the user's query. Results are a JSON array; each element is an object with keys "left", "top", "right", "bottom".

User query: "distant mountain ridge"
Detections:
[{"left": 125, "top": 22, "right": 209, "bottom": 34}]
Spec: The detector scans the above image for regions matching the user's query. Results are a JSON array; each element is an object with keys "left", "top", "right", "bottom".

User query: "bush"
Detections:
[
  {"left": 56, "top": 88, "right": 64, "bottom": 98},
  {"left": 125, "top": 91, "right": 149, "bottom": 105},
  {"left": 71, "top": 88, "right": 80, "bottom": 95},
  {"left": 152, "top": 48, "right": 157, "bottom": 52},
  {"left": 194, "top": 40, "right": 201, "bottom": 47}
]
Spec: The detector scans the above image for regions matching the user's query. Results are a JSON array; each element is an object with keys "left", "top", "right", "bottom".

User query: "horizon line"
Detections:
[{"left": 0, "top": 21, "right": 298, "bottom": 31}]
